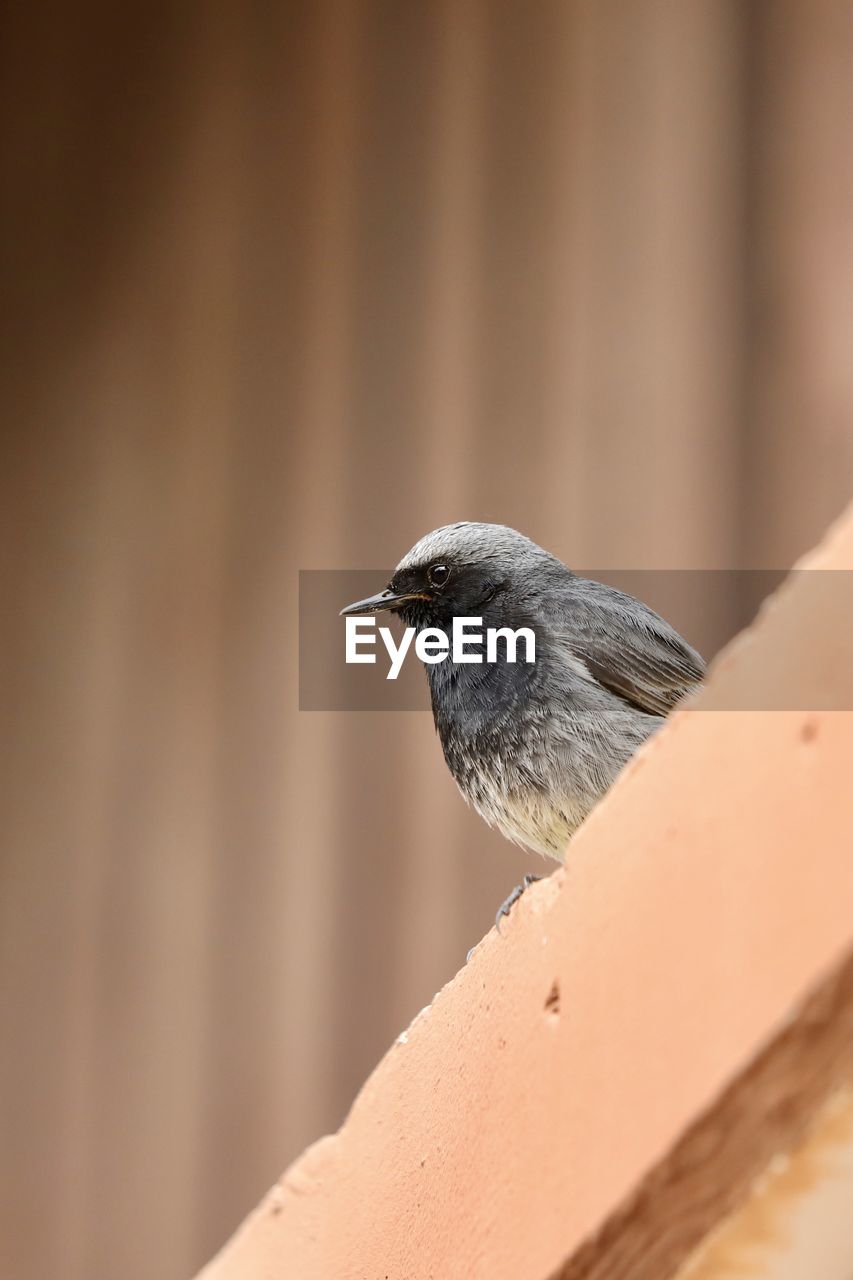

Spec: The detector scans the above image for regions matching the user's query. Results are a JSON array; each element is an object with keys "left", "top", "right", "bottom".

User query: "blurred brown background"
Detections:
[{"left": 2, "top": 2, "right": 853, "bottom": 1278}]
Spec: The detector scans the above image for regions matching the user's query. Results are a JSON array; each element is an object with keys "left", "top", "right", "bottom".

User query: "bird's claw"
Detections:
[{"left": 495, "top": 874, "right": 543, "bottom": 933}]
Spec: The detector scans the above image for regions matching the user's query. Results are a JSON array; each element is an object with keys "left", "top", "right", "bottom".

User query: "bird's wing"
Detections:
[{"left": 554, "top": 578, "right": 706, "bottom": 717}]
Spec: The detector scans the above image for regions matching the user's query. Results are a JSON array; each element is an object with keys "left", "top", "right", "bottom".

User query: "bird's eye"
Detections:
[{"left": 427, "top": 563, "right": 450, "bottom": 588}]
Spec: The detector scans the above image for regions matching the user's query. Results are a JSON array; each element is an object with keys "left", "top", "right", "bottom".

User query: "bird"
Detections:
[{"left": 341, "top": 522, "right": 705, "bottom": 921}]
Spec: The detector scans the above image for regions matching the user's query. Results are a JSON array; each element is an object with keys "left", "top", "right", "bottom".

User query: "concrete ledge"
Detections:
[{"left": 198, "top": 506, "right": 853, "bottom": 1280}]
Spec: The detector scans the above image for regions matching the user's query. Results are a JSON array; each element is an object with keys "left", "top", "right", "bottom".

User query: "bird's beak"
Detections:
[{"left": 339, "top": 588, "right": 428, "bottom": 617}]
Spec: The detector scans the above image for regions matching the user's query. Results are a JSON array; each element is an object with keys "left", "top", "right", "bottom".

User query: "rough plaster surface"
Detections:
[
  {"left": 676, "top": 1088, "right": 853, "bottom": 1280},
  {"left": 198, "top": 506, "right": 853, "bottom": 1280}
]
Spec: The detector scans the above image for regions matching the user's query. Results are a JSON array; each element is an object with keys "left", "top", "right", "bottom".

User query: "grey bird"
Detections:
[{"left": 341, "top": 523, "right": 704, "bottom": 916}]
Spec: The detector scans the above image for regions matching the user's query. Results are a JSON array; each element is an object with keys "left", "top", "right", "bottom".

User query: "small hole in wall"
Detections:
[
  {"left": 544, "top": 980, "right": 560, "bottom": 1019},
  {"left": 800, "top": 718, "right": 819, "bottom": 743}
]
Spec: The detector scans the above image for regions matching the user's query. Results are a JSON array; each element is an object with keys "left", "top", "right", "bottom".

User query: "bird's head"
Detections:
[{"left": 340, "top": 521, "right": 562, "bottom": 631}]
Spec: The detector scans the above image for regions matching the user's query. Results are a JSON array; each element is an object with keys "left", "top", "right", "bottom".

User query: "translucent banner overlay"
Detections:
[{"left": 299, "top": 569, "right": 853, "bottom": 711}]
